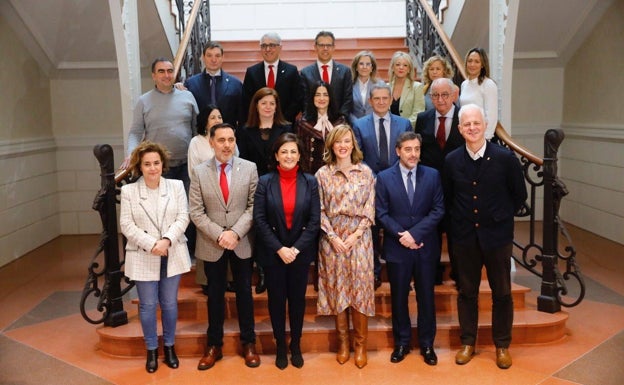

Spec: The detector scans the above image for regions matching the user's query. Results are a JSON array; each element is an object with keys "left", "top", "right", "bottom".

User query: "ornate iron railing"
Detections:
[
  {"left": 406, "top": 0, "right": 584, "bottom": 312},
  {"left": 173, "top": 0, "right": 211, "bottom": 81}
]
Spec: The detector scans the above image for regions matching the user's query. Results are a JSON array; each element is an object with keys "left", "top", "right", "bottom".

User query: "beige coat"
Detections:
[
  {"left": 189, "top": 156, "right": 258, "bottom": 262},
  {"left": 120, "top": 177, "right": 191, "bottom": 281},
  {"left": 390, "top": 79, "right": 425, "bottom": 128}
]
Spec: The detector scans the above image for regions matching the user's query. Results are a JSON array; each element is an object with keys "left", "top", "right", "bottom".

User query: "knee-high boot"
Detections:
[
  {"left": 335, "top": 310, "right": 350, "bottom": 364},
  {"left": 351, "top": 309, "right": 368, "bottom": 369}
]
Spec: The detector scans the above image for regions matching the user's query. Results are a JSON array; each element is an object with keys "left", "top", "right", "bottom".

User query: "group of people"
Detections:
[{"left": 119, "top": 29, "right": 527, "bottom": 375}]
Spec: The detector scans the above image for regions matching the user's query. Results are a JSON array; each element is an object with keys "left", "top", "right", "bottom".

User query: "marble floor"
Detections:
[{"left": 1, "top": 223, "right": 623, "bottom": 385}]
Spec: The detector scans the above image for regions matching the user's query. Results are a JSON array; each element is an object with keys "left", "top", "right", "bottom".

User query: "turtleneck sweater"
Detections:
[{"left": 277, "top": 165, "right": 298, "bottom": 229}]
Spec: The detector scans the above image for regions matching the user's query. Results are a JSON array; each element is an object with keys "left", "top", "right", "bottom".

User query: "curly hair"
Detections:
[{"left": 128, "top": 141, "right": 170, "bottom": 178}]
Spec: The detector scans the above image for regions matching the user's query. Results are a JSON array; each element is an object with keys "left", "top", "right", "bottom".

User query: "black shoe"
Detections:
[
  {"left": 275, "top": 343, "right": 288, "bottom": 370},
  {"left": 146, "top": 349, "right": 158, "bottom": 373},
  {"left": 390, "top": 345, "right": 410, "bottom": 363},
  {"left": 255, "top": 266, "right": 266, "bottom": 294},
  {"left": 420, "top": 346, "right": 438, "bottom": 366},
  {"left": 164, "top": 345, "right": 179, "bottom": 369},
  {"left": 201, "top": 285, "right": 209, "bottom": 296},
  {"left": 374, "top": 277, "right": 382, "bottom": 290},
  {"left": 290, "top": 342, "right": 304, "bottom": 368},
  {"left": 225, "top": 281, "right": 236, "bottom": 293}
]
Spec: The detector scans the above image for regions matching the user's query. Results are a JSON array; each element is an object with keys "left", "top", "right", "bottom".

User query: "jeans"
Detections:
[
  {"left": 163, "top": 162, "right": 196, "bottom": 258},
  {"left": 135, "top": 258, "right": 182, "bottom": 350}
]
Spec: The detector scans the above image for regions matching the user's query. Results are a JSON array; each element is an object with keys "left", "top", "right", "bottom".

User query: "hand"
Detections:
[
  {"left": 174, "top": 82, "right": 187, "bottom": 91},
  {"left": 277, "top": 247, "right": 298, "bottom": 264},
  {"left": 329, "top": 236, "right": 349, "bottom": 254},
  {"left": 343, "top": 231, "right": 362, "bottom": 251},
  {"left": 398, "top": 231, "right": 424, "bottom": 249},
  {"left": 120, "top": 156, "right": 131, "bottom": 171},
  {"left": 218, "top": 230, "right": 239, "bottom": 250},
  {"left": 151, "top": 238, "right": 170, "bottom": 256}
]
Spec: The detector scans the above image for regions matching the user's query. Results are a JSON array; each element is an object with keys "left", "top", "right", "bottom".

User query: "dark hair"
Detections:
[
  {"left": 395, "top": 131, "right": 422, "bottom": 148},
  {"left": 203, "top": 41, "right": 224, "bottom": 55},
  {"left": 303, "top": 81, "right": 342, "bottom": 122},
  {"left": 209, "top": 122, "right": 236, "bottom": 138},
  {"left": 197, "top": 105, "right": 221, "bottom": 136},
  {"left": 465, "top": 47, "right": 490, "bottom": 85},
  {"left": 315, "top": 31, "right": 335, "bottom": 44},
  {"left": 245, "top": 87, "right": 289, "bottom": 128},
  {"left": 269, "top": 132, "right": 305, "bottom": 172},
  {"left": 129, "top": 141, "right": 170, "bottom": 178},
  {"left": 151, "top": 57, "right": 172, "bottom": 73}
]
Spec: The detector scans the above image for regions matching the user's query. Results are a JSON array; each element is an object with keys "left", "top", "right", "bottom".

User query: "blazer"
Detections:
[
  {"left": 120, "top": 177, "right": 191, "bottom": 281},
  {"left": 352, "top": 113, "right": 413, "bottom": 174},
  {"left": 390, "top": 79, "right": 425, "bottom": 128},
  {"left": 442, "top": 142, "right": 528, "bottom": 250},
  {"left": 184, "top": 70, "right": 243, "bottom": 128},
  {"left": 415, "top": 106, "right": 465, "bottom": 173},
  {"left": 253, "top": 170, "right": 321, "bottom": 267},
  {"left": 242, "top": 60, "right": 302, "bottom": 123},
  {"left": 350, "top": 79, "right": 386, "bottom": 124},
  {"left": 300, "top": 60, "right": 353, "bottom": 118},
  {"left": 189, "top": 156, "right": 258, "bottom": 262},
  {"left": 375, "top": 163, "right": 445, "bottom": 263},
  {"left": 236, "top": 123, "right": 292, "bottom": 176}
]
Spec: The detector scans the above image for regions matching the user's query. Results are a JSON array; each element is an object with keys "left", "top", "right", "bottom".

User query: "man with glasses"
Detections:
[
  {"left": 300, "top": 31, "right": 353, "bottom": 118},
  {"left": 415, "top": 77, "right": 465, "bottom": 285},
  {"left": 242, "top": 32, "right": 302, "bottom": 124}
]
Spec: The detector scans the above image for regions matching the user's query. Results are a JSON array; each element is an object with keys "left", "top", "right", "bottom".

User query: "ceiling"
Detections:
[{"left": 1, "top": 0, "right": 615, "bottom": 77}]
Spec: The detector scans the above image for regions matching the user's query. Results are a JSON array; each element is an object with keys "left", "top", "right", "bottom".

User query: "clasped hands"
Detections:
[
  {"left": 277, "top": 246, "right": 300, "bottom": 264},
  {"left": 330, "top": 232, "right": 361, "bottom": 254},
  {"left": 398, "top": 231, "right": 424, "bottom": 250},
  {"left": 218, "top": 230, "right": 239, "bottom": 250},
  {"left": 151, "top": 238, "right": 171, "bottom": 256}
]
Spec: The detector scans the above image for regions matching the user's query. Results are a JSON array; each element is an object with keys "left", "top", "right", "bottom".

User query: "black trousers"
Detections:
[
  {"left": 454, "top": 240, "right": 513, "bottom": 348},
  {"left": 264, "top": 262, "right": 310, "bottom": 346},
  {"left": 203, "top": 250, "right": 255, "bottom": 346}
]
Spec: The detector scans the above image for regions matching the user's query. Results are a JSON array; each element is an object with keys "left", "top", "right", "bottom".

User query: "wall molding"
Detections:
[
  {"left": 0, "top": 137, "right": 56, "bottom": 158},
  {"left": 561, "top": 123, "right": 624, "bottom": 141}
]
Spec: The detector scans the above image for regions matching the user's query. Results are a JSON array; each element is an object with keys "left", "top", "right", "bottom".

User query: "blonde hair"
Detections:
[
  {"left": 322, "top": 124, "right": 364, "bottom": 165},
  {"left": 422, "top": 55, "right": 454, "bottom": 93},
  {"left": 389, "top": 51, "right": 415, "bottom": 83}
]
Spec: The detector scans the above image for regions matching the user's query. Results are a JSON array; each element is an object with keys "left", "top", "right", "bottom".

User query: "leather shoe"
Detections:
[
  {"left": 163, "top": 345, "right": 179, "bottom": 369},
  {"left": 420, "top": 346, "right": 438, "bottom": 366},
  {"left": 496, "top": 347, "right": 512, "bottom": 369},
  {"left": 455, "top": 345, "right": 475, "bottom": 365},
  {"left": 390, "top": 345, "right": 410, "bottom": 363},
  {"left": 243, "top": 343, "right": 261, "bottom": 368},
  {"left": 197, "top": 345, "right": 222, "bottom": 370}
]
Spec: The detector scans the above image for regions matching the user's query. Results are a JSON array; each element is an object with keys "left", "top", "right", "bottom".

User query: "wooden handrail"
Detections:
[
  {"left": 172, "top": 0, "right": 202, "bottom": 80},
  {"left": 495, "top": 122, "right": 543, "bottom": 166}
]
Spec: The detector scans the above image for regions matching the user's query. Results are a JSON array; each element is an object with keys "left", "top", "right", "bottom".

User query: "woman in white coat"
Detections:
[{"left": 120, "top": 141, "right": 191, "bottom": 373}]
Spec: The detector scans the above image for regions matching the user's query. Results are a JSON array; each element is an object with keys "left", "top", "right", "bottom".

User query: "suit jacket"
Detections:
[
  {"left": 390, "top": 79, "right": 425, "bottom": 128},
  {"left": 352, "top": 113, "right": 412, "bottom": 174},
  {"left": 253, "top": 170, "right": 321, "bottom": 267},
  {"left": 300, "top": 60, "right": 353, "bottom": 118},
  {"left": 415, "top": 106, "right": 465, "bottom": 172},
  {"left": 189, "top": 156, "right": 258, "bottom": 262},
  {"left": 350, "top": 79, "right": 386, "bottom": 124},
  {"left": 375, "top": 163, "right": 445, "bottom": 263},
  {"left": 243, "top": 61, "right": 302, "bottom": 123},
  {"left": 120, "top": 177, "right": 191, "bottom": 281},
  {"left": 236, "top": 124, "right": 292, "bottom": 176},
  {"left": 184, "top": 70, "right": 243, "bottom": 128},
  {"left": 442, "top": 142, "right": 528, "bottom": 250}
]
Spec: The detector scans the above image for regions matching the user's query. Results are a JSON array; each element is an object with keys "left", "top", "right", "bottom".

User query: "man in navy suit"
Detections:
[
  {"left": 443, "top": 104, "right": 527, "bottom": 369},
  {"left": 415, "top": 78, "right": 465, "bottom": 284},
  {"left": 185, "top": 42, "right": 243, "bottom": 128},
  {"left": 376, "top": 131, "right": 445, "bottom": 365},
  {"left": 300, "top": 31, "right": 353, "bottom": 118},
  {"left": 242, "top": 32, "right": 302, "bottom": 124},
  {"left": 353, "top": 83, "right": 412, "bottom": 288}
]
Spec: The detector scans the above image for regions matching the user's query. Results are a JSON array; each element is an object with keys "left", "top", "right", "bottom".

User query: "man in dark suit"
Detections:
[
  {"left": 189, "top": 123, "right": 260, "bottom": 369},
  {"left": 242, "top": 32, "right": 302, "bottom": 124},
  {"left": 376, "top": 131, "right": 445, "bottom": 365},
  {"left": 184, "top": 42, "right": 243, "bottom": 128},
  {"left": 443, "top": 104, "right": 527, "bottom": 370},
  {"left": 300, "top": 31, "right": 353, "bottom": 118},
  {"left": 415, "top": 77, "right": 465, "bottom": 284},
  {"left": 353, "top": 83, "right": 412, "bottom": 288}
]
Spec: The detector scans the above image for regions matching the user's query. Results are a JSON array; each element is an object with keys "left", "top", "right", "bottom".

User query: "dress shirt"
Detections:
[
  {"left": 206, "top": 69, "right": 222, "bottom": 77},
  {"left": 264, "top": 60, "right": 279, "bottom": 83},
  {"left": 399, "top": 163, "right": 417, "bottom": 192},
  {"left": 316, "top": 60, "right": 332, "bottom": 82},
  {"left": 466, "top": 141, "right": 487, "bottom": 160},
  {"left": 435, "top": 105, "right": 455, "bottom": 141},
  {"left": 215, "top": 158, "right": 233, "bottom": 185},
  {"left": 374, "top": 113, "right": 391, "bottom": 156},
  {"left": 357, "top": 78, "right": 369, "bottom": 104}
]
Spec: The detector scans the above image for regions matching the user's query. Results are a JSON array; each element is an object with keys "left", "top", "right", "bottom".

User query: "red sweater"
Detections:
[{"left": 278, "top": 165, "right": 298, "bottom": 229}]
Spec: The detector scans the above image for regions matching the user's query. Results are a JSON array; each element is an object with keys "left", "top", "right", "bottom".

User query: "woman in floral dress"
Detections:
[{"left": 314, "top": 124, "right": 375, "bottom": 369}]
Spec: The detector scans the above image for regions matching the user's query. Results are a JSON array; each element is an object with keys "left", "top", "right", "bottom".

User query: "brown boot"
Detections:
[
  {"left": 335, "top": 310, "right": 350, "bottom": 364},
  {"left": 351, "top": 309, "right": 368, "bottom": 368}
]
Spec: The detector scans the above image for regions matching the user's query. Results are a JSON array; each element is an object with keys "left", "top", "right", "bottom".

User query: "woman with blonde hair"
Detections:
[
  {"left": 388, "top": 51, "right": 425, "bottom": 128},
  {"left": 422, "top": 55, "right": 455, "bottom": 110}
]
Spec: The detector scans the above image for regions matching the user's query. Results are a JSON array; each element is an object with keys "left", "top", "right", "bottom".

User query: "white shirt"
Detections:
[
  {"left": 435, "top": 104, "right": 455, "bottom": 141},
  {"left": 460, "top": 77, "right": 498, "bottom": 140},
  {"left": 316, "top": 60, "right": 332, "bottom": 82},
  {"left": 399, "top": 163, "right": 417, "bottom": 192},
  {"left": 264, "top": 60, "right": 280, "bottom": 84},
  {"left": 466, "top": 141, "right": 487, "bottom": 160}
]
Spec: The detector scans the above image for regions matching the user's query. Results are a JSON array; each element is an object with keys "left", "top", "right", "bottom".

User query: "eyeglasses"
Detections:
[
  {"left": 260, "top": 43, "right": 280, "bottom": 50},
  {"left": 316, "top": 43, "right": 334, "bottom": 49},
  {"left": 430, "top": 92, "right": 451, "bottom": 100}
]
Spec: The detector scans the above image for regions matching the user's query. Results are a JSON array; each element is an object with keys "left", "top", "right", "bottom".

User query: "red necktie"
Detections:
[
  {"left": 219, "top": 163, "right": 229, "bottom": 203},
  {"left": 321, "top": 64, "right": 329, "bottom": 83},
  {"left": 437, "top": 116, "right": 447, "bottom": 149},
  {"left": 267, "top": 65, "right": 275, "bottom": 88}
]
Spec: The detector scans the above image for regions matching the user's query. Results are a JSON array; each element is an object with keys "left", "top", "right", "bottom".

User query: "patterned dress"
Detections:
[{"left": 315, "top": 163, "right": 376, "bottom": 316}]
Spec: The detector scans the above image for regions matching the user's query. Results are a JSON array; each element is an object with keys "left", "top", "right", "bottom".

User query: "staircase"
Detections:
[{"left": 219, "top": 37, "right": 408, "bottom": 82}]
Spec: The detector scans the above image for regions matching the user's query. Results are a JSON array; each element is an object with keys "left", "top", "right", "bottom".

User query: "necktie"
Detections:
[
  {"left": 209, "top": 75, "right": 217, "bottom": 105},
  {"left": 407, "top": 170, "right": 414, "bottom": 205},
  {"left": 379, "top": 117, "right": 388, "bottom": 168},
  {"left": 267, "top": 65, "right": 275, "bottom": 88},
  {"left": 321, "top": 64, "right": 329, "bottom": 83},
  {"left": 437, "top": 116, "right": 447, "bottom": 149},
  {"left": 219, "top": 163, "right": 229, "bottom": 204}
]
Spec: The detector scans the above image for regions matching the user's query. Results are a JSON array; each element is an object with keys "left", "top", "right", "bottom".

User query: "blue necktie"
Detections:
[
  {"left": 407, "top": 170, "right": 414, "bottom": 205},
  {"left": 209, "top": 75, "right": 217, "bottom": 105},
  {"left": 379, "top": 117, "right": 388, "bottom": 168}
]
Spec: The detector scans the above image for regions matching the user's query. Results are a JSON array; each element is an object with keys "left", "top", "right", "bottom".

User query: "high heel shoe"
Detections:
[
  {"left": 146, "top": 349, "right": 158, "bottom": 373},
  {"left": 164, "top": 345, "right": 179, "bottom": 369}
]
